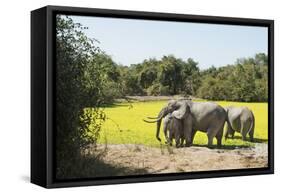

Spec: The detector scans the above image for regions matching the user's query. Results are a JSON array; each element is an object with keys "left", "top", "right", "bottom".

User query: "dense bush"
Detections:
[{"left": 56, "top": 15, "right": 107, "bottom": 178}]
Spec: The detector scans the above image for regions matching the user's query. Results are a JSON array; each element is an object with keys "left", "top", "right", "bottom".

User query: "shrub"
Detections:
[{"left": 56, "top": 15, "right": 106, "bottom": 179}]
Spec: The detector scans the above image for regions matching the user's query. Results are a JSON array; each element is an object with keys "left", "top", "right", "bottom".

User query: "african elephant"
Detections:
[
  {"left": 224, "top": 106, "right": 255, "bottom": 142},
  {"left": 145, "top": 99, "right": 226, "bottom": 147},
  {"left": 162, "top": 113, "right": 184, "bottom": 147}
]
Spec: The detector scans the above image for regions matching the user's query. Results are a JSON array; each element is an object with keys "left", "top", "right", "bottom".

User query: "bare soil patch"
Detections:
[
  {"left": 86, "top": 143, "right": 268, "bottom": 176},
  {"left": 116, "top": 95, "right": 200, "bottom": 102}
]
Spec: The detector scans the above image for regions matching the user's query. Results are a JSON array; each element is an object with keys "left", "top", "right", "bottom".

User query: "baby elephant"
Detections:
[
  {"left": 163, "top": 113, "right": 184, "bottom": 147},
  {"left": 224, "top": 106, "right": 255, "bottom": 142}
]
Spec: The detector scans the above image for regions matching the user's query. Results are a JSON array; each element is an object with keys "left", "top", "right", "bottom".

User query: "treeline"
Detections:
[
  {"left": 97, "top": 52, "right": 268, "bottom": 102},
  {"left": 197, "top": 55, "right": 268, "bottom": 102}
]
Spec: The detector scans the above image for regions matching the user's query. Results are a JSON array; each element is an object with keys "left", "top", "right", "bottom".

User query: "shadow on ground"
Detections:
[
  {"left": 191, "top": 144, "right": 253, "bottom": 150},
  {"left": 56, "top": 152, "right": 149, "bottom": 180},
  {"left": 252, "top": 137, "right": 268, "bottom": 143},
  {"left": 225, "top": 136, "right": 268, "bottom": 143},
  {"left": 191, "top": 136, "right": 267, "bottom": 150}
]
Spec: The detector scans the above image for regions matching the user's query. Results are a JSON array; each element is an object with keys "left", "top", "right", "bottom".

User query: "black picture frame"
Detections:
[{"left": 31, "top": 5, "right": 274, "bottom": 188}]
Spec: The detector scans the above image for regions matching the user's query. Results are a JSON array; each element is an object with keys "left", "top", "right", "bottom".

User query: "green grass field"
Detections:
[{"left": 97, "top": 100, "right": 268, "bottom": 148}]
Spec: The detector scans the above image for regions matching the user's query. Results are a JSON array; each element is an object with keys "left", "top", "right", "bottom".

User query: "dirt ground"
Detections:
[
  {"left": 86, "top": 143, "right": 268, "bottom": 175},
  {"left": 116, "top": 95, "right": 198, "bottom": 102}
]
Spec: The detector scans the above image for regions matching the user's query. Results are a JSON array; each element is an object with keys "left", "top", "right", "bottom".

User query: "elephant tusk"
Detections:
[
  {"left": 143, "top": 119, "right": 159, "bottom": 123},
  {"left": 146, "top": 116, "right": 159, "bottom": 119}
]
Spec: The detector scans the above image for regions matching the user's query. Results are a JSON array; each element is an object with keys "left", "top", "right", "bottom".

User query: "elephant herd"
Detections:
[{"left": 144, "top": 99, "right": 255, "bottom": 148}]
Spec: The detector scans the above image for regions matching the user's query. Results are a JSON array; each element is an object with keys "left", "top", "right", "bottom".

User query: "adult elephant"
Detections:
[
  {"left": 144, "top": 100, "right": 226, "bottom": 147},
  {"left": 224, "top": 106, "right": 255, "bottom": 142}
]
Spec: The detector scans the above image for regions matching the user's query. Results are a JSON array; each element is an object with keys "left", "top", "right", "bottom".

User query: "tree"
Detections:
[
  {"left": 94, "top": 53, "right": 120, "bottom": 82},
  {"left": 138, "top": 59, "right": 158, "bottom": 89},
  {"left": 254, "top": 53, "right": 268, "bottom": 66},
  {"left": 181, "top": 58, "right": 200, "bottom": 95},
  {"left": 230, "top": 64, "right": 256, "bottom": 102},
  {"left": 196, "top": 56, "right": 268, "bottom": 102},
  {"left": 92, "top": 52, "right": 126, "bottom": 102},
  {"left": 158, "top": 55, "right": 183, "bottom": 94},
  {"left": 56, "top": 15, "right": 106, "bottom": 178}
]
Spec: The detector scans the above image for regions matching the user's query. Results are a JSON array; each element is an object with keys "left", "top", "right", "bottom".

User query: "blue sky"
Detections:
[{"left": 70, "top": 15, "right": 268, "bottom": 69}]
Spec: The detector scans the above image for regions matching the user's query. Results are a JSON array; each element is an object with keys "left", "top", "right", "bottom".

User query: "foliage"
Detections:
[
  {"left": 120, "top": 67, "right": 144, "bottom": 95},
  {"left": 92, "top": 53, "right": 268, "bottom": 102},
  {"left": 56, "top": 15, "right": 106, "bottom": 178},
  {"left": 116, "top": 56, "right": 201, "bottom": 96},
  {"left": 93, "top": 52, "right": 125, "bottom": 103},
  {"left": 98, "top": 100, "right": 268, "bottom": 147},
  {"left": 196, "top": 55, "right": 268, "bottom": 102}
]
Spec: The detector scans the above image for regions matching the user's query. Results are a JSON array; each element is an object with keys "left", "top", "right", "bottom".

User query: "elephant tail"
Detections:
[{"left": 248, "top": 111, "right": 255, "bottom": 136}]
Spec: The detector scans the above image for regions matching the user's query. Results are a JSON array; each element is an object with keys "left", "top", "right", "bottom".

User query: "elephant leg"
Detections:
[
  {"left": 180, "top": 123, "right": 185, "bottom": 147},
  {"left": 191, "top": 129, "right": 197, "bottom": 144},
  {"left": 225, "top": 123, "right": 234, "bottom": 140},
  {"left": 216, "top": 137, "right": 222, "bottom": 147},
  {"left": 164, "top": 126, "right": 169, "bottom": 144},
  {"left": 168, "top": 129, "right": 173, "bottom": 146},
  {"left": 173, "top": 127, "right": 180, "bottom": 148},
  {"left": 183, "top": 116, "right": 192, "bottom": 147},
  {"left": 241, "top": 124, "right": 247, "bottom": 141},
  {"left": 249, "top": 128, "right": 254, "bottom": 142},
  {"left": 228, "top": 128, "right": 235, "bottom": 139},
  {"left": 215, "top": 125, "right": 224, "bottom": 148},
  {"left": 207, "top": 135, "right": 214, "bottom": 148},
  {"left": 225, "top": 123, "right": 230, "bottom": 140},
  {"left": 207, "top": 128, "right": 216, "bottom": 148},
  {"left": 231, "top": 131, "right": 235, "bottom": 139},
  {"left": 179, "top": 127, "right": 185, "bottom": 147},
  {"left": 175, "top": 134, "right": 181, "bottom": 148},
  {"left": 180, "top": 137, "right": 185, "bottom": 147}
]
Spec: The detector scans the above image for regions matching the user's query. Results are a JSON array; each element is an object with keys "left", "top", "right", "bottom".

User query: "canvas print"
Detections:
[{"left": 55, "top": 14, "right": 269, "bottom": 180}]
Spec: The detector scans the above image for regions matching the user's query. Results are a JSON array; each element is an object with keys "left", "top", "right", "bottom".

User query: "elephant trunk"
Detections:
[{"left": 156, "top": 106, "right": 169, "bottom": 142}]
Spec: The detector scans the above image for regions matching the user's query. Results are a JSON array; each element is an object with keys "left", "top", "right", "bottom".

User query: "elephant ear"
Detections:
[{"left": 171, "top": 101, "right": 190, "bottom": 120}]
